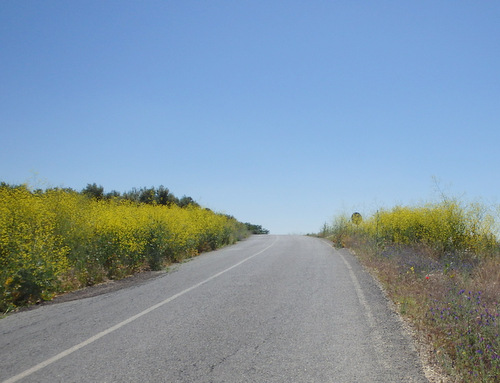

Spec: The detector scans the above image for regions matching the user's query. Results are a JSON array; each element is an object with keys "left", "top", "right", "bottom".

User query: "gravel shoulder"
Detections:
[{"left": 339, "top": 245, "right": 452, "bottom": 383}]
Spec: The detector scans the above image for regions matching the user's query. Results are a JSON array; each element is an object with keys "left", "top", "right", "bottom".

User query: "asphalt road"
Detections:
[{"left": 0, "top": 235, "right": 428, "bottom": 382}]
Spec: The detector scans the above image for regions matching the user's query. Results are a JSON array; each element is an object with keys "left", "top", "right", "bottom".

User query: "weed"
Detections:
[
  {"left": 428, "top": 289, "right": 499, "bottom": 381},
  {"left": 322, "top": 200, "right": 499, "bottom": 381}
]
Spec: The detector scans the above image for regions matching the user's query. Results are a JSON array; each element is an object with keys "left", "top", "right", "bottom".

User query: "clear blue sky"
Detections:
[{"left": 1, "top": 1, "right": 499, "bottom": 234}]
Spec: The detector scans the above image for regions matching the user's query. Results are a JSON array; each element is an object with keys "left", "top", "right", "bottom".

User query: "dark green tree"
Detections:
[
  {"left": 156, "top": 185, "right": 171, "bottom": 205},
  {"left": 139, "top": 187, "right": 156, "bottom": 204},
  {"left": 178, "top": 195, "right": 198, "bottom": 208},
  {"left": 105, "top": 190, "right": 121, "bottom": 199},
  {"left": 122, "top": 188, "right": 140, "bottom": 202},
  {"left": 82, "top": 183, "right": 104, "bottom": 200},
  {"left": 245, "top": 223, "right": 269, "bottom": 234}
]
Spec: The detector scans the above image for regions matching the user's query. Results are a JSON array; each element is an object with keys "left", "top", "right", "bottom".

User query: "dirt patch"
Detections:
[
  {"left": 55, "top": 270, "right": 167, "bottom": 303},
  {"left": 12, "top": 269, "right": 168, "bottom": 314}
]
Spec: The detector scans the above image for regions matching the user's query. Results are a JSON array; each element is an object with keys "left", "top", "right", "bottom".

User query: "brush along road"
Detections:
[{"left": 0, "top": 235, "right": 428, "bottom": 382}]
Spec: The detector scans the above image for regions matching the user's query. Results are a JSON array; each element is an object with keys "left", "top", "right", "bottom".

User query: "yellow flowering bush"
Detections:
[
  {"left": 0, "top": 186, "right": 69, "bottom": 310},
  {"left": 327, "top": 200, "right": 497, "bottom": 258},
  {"left": 361, "top": 201, "right": 496, "bottom": 255},
  {"left": 0, "top": 185, "right": 249, "bottom": 311}
]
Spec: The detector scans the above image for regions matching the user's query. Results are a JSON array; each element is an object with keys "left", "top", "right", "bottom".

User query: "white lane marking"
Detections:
[{"left": 3, "top": 237, "right": 278, "bottom": 383}]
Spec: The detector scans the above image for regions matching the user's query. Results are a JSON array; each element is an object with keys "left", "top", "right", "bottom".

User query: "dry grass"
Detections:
[{"left": 324, "top": 205, "right": 499, "bottom": 382}]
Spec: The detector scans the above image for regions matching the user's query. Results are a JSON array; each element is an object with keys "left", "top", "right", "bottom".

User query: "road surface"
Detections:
[{"left": 0, "top": 235, "right": 428, "bottom": 382}]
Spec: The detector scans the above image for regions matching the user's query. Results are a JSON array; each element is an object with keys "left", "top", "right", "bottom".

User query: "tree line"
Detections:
[
  {"left": 1, "top": 182, "right": 270, "bottom": 234},
  {"left": 81, "top": 183, "right": 199, "bottom": 208}
]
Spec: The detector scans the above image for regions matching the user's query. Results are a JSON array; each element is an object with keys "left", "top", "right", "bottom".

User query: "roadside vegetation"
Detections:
[
  {"left": 320, "top": 199, "right": 499, "bottom": 382},
  {"left": 0, "top": 182, "right": 265, "bottom": 313}
]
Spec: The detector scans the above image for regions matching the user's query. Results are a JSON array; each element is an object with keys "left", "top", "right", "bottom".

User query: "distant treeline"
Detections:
[
  {"left": 82, "top": 183, "right": 199, "bottom": 208},
  {"left": 2, "top": 181, "right": 270, "bottom": 234},
  {"left": 244, "top": 223, "right": 270, "bottom": 234},
  {"left": 82, "top": 184, "right": 270, "bottom": 234},
  {"left": 81, "top": 183, "right": 270, "bottom": 234},
  {"left": 1, "top": 182, "right": 199, "bottom": 208}
]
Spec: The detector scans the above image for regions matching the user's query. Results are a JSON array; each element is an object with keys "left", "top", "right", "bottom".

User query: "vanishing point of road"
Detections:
[{"left": 0, "top": 235, "right": 428, "bottom": 382}]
